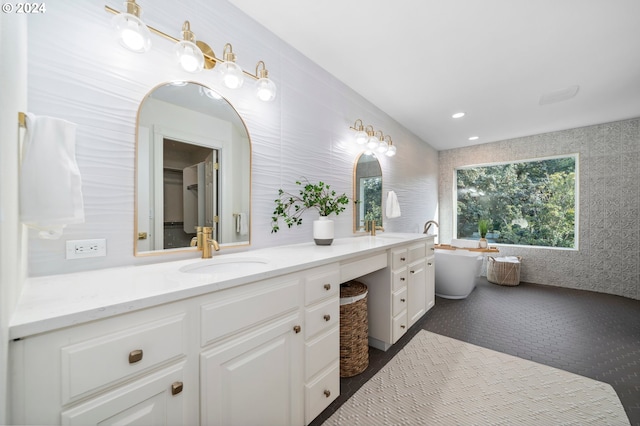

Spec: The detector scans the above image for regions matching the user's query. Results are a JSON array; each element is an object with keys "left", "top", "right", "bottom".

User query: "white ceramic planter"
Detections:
[{"left": 313, "top": 216, "right": 334, "bottom": 245}]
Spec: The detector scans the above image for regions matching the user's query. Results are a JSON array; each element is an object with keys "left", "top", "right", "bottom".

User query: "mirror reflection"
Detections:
[
  {"left": 135, "top": 82, "right": 251, "bottom": 255},
  {"left": 353, "top": 152, "right": 383, "bottom": 232}
]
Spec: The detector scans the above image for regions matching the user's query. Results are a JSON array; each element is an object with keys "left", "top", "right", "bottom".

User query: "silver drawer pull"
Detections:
[
  {"left": 324, "top": 389, "right": 331, "bottom": 398},
  {"left": 171, "top": 381, "right": 183, "bottom": 396},
  {"left": 323, "top": 314, "right": 331, "bottom": 322},
  {"left": 128, "top": 349, "right": 143, "bottom": 364},
  {"left": 323, "top": 283, "right": 331, "bottom": 291}
]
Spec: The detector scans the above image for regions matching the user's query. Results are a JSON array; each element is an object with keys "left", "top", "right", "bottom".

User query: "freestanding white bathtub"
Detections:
[{"left": 435, "top": 249, "right": 483, "bottom": 299}]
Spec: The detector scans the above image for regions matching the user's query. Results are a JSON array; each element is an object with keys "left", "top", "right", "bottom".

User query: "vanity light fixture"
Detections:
[
  {"left": 111, "top": 0, "right": 151, "bottom": 53},
  {"left": 351, "top": 119, "right": 368, "bottom": 145},
  {"left": 349, "top": 120, "right": 397, "bottom": 157},
  {"left": 255, "top": 61, "right": 277, "bottom": 101},
  {"left": 104, "top": 4, "right": 276, "bottom": 101},
  {"left": 384, "top": 135, "right": 396, "bottom": 157},
  {"left": 174, "top": 21, "right": 205, "bottom": 73},
  {"left": 218, "top": 43, "right": 244, "bottom": 89}
]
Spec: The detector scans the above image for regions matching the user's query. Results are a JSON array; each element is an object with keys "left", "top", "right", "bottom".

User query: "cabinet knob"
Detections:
[
  {"left": 400, "top": 298, "right": 406, "bottom": 302},
  {"left": 400, "top": 277, "right": 405, "bottom": 281},
  {"left": 410, "top": 270, "right": 415, "bottom": 274},
  {"left": 128, "top": 349, "right": 143, "bottom": 364},
  {"left": 323, "top": 283, "right": 331, "bottom": 291},
  {"left": 401, "top": 325, "right": 406, "bottom": 329},
  {"left": 171, "top": 381, "right": 183, "bottom": 396},
  {"left": 323, "top": 314, "right": 331, "bottom": 322},
  {"left": 430, "top": 247, "right": 435, "bottom": 251},
  {"left": 293, "top": 325, "right": 302, "bottom": 334},
  {"left": 324, "top": 389, "right": 331, "bottom": 398},
  {"left": 428, "top": 262, "right": 433, "bottom": 266},
  {"left": 400, "top": 257, "right": 406, "bottom": 261}
]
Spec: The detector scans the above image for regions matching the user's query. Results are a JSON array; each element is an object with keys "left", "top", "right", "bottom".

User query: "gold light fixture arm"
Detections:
[{"left": 350, "top": 118, "right": 365, "bottom": 132}]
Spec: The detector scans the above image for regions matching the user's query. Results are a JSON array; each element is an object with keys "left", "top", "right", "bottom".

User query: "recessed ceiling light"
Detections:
[
  {"left": 468, "top": 136, "right": 479, "bottom": 141},
  {"left": 452, "top": 112, "right": 465, "bottom": 119}
]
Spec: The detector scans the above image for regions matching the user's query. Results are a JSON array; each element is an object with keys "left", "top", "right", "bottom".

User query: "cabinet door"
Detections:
[
  {"left": 407, "top": 258, "right": 427, "bottom": 327},
  {"left": 61, "top": 362, "right": 187, "bottom": 425},
  {"left": 200, "top": 312, "right": 303, "bottom": 426},
  {"left": 426, "top": 256, "right": 435, "bottom": 311}
]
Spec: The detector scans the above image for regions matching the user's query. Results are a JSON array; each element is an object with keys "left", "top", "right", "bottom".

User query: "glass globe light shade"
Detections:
[
  {"left": 377, "top": 140, "right": 389, "bottom": 153},
  {"left": 255, "top": 77, "right": 277, "bottom": 101},
  {"left": 385, "top": 145, "right": 397, "bottom": 157},
  {"left": 174, "top": 40, "right": 204, "bottom": 73},
  {"left": 366, "top": 135, "right": 379, "bottom": 151},
  {"left": 112, "top": 12, "right": 151, "bottom": 53},
  {"left": 219, "top": 62, "right": 245, "bottom": 89},
  {"left": 354, "top": 130, "right": 368, "bottom": 145}
]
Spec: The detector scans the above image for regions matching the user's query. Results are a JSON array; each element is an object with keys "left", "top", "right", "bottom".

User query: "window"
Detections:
[{"left": 456, "top": 155, "right": 577, "bottom": 248}]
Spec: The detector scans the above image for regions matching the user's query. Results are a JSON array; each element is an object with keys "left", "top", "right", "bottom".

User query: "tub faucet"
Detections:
[{"left": 423, "top": 220, "right": 439, "bottom": 234}]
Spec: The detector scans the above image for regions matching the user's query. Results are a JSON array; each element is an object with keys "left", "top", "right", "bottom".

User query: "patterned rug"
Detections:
[{"left": 324, "top": 331, "right": 629, "bottom": 425}]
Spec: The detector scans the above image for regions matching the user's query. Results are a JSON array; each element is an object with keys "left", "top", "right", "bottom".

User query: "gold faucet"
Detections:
[
  {"left": 365, "top": 220, "right": 384, "bottom": 236},
  {"left": 201, "top": 226, "right": 220, "bottom": 259}
]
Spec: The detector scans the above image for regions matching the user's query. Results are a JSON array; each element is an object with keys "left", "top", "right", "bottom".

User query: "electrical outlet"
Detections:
[{"left": 66, "top": 239, "right": 107, "bottom": 259}]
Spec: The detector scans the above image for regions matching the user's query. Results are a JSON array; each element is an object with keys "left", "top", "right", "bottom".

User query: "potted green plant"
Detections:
[
  {"left": 478, "top": 219, "right": 490, "bottom": 248},
  {"left": 271, "top": 179, "right": 350, "bottom": 245}
]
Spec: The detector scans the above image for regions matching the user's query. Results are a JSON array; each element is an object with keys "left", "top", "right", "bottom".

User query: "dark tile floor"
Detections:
[{"left": 312, "top": 278, "right": 640, "bottom": 426}]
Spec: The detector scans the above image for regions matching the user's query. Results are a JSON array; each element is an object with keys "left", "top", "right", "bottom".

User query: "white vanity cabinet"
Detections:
[
  {"left": 362, "top": 236, "right": 435, "bottom": 351},
  {"left": 10, "top": 303, "right": 196, "bottom": 426},
  {"left": 199, "top": 274, "right": 305, "bottom": 426}
]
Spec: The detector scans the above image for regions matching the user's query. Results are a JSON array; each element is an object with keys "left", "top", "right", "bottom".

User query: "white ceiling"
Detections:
[{"left": 228, "top": 0, "right": 640, "bottom": 150}]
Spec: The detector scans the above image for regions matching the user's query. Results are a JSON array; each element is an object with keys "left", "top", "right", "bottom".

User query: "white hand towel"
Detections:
[
  {"left": 386, "top": 191, "right": 401, "bottom": 218},
  {"left": 238, "top": 212, "right": 249, "bottom": 236},
  {"left": 20, "top": 113, "right": 84, "bottom": 239}
]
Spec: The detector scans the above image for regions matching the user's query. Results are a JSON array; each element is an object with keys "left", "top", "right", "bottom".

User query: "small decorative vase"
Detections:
[
  {"left": 313, "top": 216, "right": 334, "bottom": 246},
  {"left": 478, "top": 238, "right": 488, "bottom": 249}
]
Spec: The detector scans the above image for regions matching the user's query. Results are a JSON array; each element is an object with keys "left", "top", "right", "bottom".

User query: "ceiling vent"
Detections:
[{"left": 539, "top": 85, "right": 580, "bottom": 105}]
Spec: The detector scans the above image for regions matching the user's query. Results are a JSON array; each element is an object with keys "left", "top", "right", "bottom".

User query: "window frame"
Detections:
[{"left": 453, "top": 153, "right": 580, "bottom": 251}]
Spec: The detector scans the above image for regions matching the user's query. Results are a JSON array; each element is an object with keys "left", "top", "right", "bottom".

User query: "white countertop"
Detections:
[{"left": 10, "top": 233, "right": 432, "bottom": 339}]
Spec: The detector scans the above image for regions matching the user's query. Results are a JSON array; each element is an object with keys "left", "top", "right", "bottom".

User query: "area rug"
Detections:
[{"left": 324, "top": 331, "right": 629, "bottom": 425}]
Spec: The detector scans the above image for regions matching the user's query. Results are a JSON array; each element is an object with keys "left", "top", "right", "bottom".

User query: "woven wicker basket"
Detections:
[
  {"left": 487, "top": 256, "right": 523, "bottom": 286},
  {"left": 339, "top": 281, "right": 369, "bottom": 377}
]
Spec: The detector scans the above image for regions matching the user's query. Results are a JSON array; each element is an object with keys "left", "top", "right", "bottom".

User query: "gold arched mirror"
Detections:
[
  {"left": 135, "top": 81, "right": 251, "bottom": 256},
  {"left": 353, "top": 152, "right": 383, "bottom": 232}
]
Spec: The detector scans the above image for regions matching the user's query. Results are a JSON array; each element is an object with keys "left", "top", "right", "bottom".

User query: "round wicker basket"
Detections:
[{"left": 339, "top": 281, "right": 369, "bottom": 377}]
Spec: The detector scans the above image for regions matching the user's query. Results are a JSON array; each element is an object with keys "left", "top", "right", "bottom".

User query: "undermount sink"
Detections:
[{"left": 179, "top": 257, "right": 270, "bottom": 275}]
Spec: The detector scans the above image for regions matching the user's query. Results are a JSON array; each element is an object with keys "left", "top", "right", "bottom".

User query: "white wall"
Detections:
[
  {"left": 25, "top": 0, "right": 438, "bottom": 277},
  {"left": 0, "top": 12, "right": 28, "bottom": 423}
]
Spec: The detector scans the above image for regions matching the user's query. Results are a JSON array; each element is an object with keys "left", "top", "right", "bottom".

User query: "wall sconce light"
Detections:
[
  {"left": 384, "top": 135, "right": 396, "bottom": 157},
  {"left": 105, "top": 3, "right": 276, "bottom": 101},
  {"left": 255, "top": 61, "right": 277, "bottom": 102},
  {"left": 111, "top": 0, "right": 151, "bottom": 53},
  {"left": 218, "top": 43, "right": 244, "bottom": 89},
  {"left": 351, "top": 119, "right": 367, "bottom": 145},
  {"left": 174, "top": 21, "right": 204, "bottom": 73},
  {"left": 350, "top": 119, "right": 397, "bottom": 157}
]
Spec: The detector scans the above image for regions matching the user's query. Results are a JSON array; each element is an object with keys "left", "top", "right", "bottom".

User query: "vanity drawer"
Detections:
[
  {"left": 392, "top": 269, "right": 408, "bottom": 292},
  {"left": 61, "top": 314, "right": 187, "bottom": 404},
  {"left": 392, "top": 311, "right": 408, "bottom": 343},
  {"left": 201, "top": 277, "right": 301, "bottom": 347},
  {"left": 341, "top": 252, "right": 387, "bottom": 283},
  {"left": 391, "top": 248, "right": 409, "bottom": 270},
  {"left": 392, "top": 287, "right": 407, "bottom": 316},
  {"left": 305, "top": 265, "right": 340, "bottom": 306},
  {"left": 408, "top": 242, "right": 427, "bottom": 263},
  {"left": 305, "top": 361, "right": 339, "bottom": 425},
  {"left": 305, "top": 297, "right": 339, "bottom": 339},
  {"left": 305, "top": 326, "right": 339, "bottom": 380}
]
